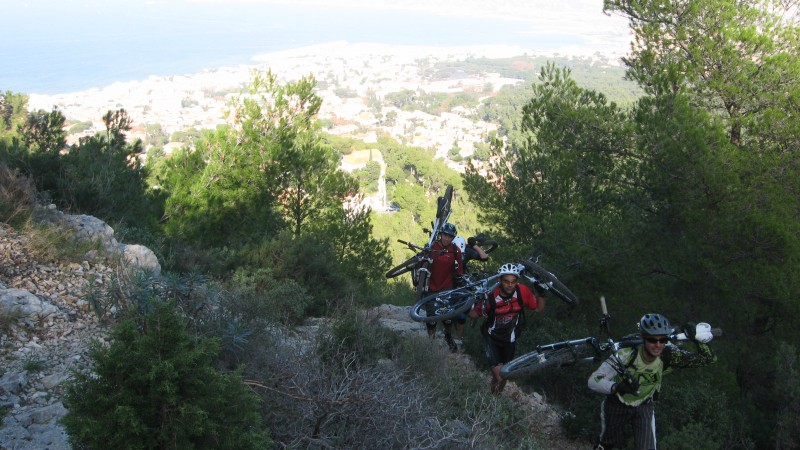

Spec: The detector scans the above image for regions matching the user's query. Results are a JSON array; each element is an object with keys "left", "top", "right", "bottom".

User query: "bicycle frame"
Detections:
[
  {"left": 385, "top": 185, "right": 453, "bottom": 299},
  {"left": 409, "top": 271, "right": 500, "bottom": 323},
  {"left": 500, "top": 296, "right": 721, "bottom": 379}
]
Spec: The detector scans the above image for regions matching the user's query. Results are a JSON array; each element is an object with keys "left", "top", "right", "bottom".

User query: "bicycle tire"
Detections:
[
  {"left": 409, "top": 289, "right": 476, "bottom": 322},
  {"left": 385, "top": 254, "right": 419, "bottom": 279},
  {"left": 501, "top": 345, "right": 591, "bottom": 379},
  {"left": 480, "top": 239, "right": 498, "bottom": 254},
  {"left": 414, "top": 261, "right": 430, "bottom": 301},
  {"left": 522, "top": 259, "right": 579, "bottom": 306},
  {"left": 435, "top": 185, "right": 453, "bottom": 220}
]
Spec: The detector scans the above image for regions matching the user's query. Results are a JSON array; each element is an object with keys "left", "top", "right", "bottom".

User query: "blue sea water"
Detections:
[{"left": 1, "top": 2, "right": 583, "bottom": 95}]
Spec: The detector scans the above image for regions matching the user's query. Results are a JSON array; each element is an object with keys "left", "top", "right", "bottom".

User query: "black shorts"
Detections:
[{"left": 482, "top": 335, "right": 516, "bottom": 368}]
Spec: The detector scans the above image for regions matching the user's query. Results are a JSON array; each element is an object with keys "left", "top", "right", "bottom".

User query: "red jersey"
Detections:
[
  {"left": 473, "top": 283, "right": 540, "bottom": 343},
  {"left": 426, "top": 241, "right": 463, "bottom": 292}
]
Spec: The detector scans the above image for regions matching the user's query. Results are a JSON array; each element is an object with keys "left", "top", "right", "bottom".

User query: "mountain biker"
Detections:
[
  {"left": 425, "top": 222, "right": 464, "bottom": 352},
  {"left": 451, "top": 234, "right": 489, "bottom": 348},
  {"left": 588, "top": 314, "right": 717, "bottom": 450},
  {"left": 469, "top": 263, "right": 545, "bottom": 394},
  {"left": 452, "top": 235, "right": 489, "bottom": 272}
]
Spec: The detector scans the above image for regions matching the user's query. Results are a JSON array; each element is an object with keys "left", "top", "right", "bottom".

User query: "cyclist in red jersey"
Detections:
[
  {"left": 424, "top": 222, "right": 463, "bottom": 352},
  {"left": 470, "top": 263, "right": 545, "bottom": 394}
]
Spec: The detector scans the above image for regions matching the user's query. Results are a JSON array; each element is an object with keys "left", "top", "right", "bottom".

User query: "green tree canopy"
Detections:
[{"left": 465, "top": 4, "right": 800, "bottom": 446}]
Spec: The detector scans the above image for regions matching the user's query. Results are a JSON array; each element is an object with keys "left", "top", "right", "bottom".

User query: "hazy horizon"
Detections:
[{"left": 3, "top": 0, "right": 631, "bottom": 95}]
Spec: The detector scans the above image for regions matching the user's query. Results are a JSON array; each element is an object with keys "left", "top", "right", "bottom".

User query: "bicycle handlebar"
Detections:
[
  {"left": 670, "top": 328, "right": 723, "bottom": 340},
  {"left": 397, "top": 239, "right": 422, "bottom": 250},
  {"left": 397, "top": 238, "right": 467, "bottom": 256}
]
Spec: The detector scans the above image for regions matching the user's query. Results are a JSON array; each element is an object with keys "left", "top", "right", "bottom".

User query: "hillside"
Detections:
[{"left": 1, "top": 218, "right": 590, "bottom": 449}]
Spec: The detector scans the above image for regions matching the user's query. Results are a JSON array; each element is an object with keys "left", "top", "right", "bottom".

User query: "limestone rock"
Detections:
[
  {"left": 120, "top": 243, "right": 161, "bottom": 276},
  {"left": 0, "top": 288, "right": 63, "bottom": 323}
]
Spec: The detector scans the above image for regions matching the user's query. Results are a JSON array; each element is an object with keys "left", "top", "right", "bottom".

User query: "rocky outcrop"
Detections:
[
  {"left": 35, "top": 205, "right": 161, "bottom": 276},
  {"left": 0, "top": 289, "right": 63, "bottom": 325},
  {"left": 0, "top": 223, "right": 111, "bottom": 450}
]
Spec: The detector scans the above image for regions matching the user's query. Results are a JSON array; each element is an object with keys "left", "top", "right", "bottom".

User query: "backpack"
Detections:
[{"left": 482, "top": 285, "right": 527, "bottom": 335}]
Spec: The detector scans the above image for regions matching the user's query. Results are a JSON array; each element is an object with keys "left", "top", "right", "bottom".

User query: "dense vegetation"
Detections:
[
  {"left": 463, "top": 1, "right": 800, "bottom": 448},
  {"left": 2, "top": 0, "right": 799, "bottom": 447}
]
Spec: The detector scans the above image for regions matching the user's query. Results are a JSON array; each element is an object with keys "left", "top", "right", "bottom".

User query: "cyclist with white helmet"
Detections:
[
  {"left": 452, "top": 235, "right": 489, "bottom": 272},
  {"left": 424, "top": 222, "right": 464, "bottom": 352},
  {"left": 469, "top": 262, "right": 545, "bottom": 394},
  {"left": 588, "top": 313, "right": 717, "bottom": 449}
]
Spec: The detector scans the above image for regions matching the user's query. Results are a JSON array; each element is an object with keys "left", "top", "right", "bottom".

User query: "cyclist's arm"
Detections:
[
  {"left": 469, "top": 298, "right": 485, "bottom": 318},
  {"left": 666, "top": 342, "right": 717, "bottom": 372},
  {"left": 588, "top": 359, "right": 619, "bottom": 395},
  {"left": 520, "top": 284, "right": 545, "bottom": 313},
  {"left": 471, "top": 245, "right": 489, "bottom": 261}
]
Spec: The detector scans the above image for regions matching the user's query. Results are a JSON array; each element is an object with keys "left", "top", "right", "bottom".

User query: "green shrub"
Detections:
[
  {"left": 61, "top": 302, "right": 271, "bottom": 449},
  {"left": 226, "top": 267, "right": 310, "bottom": 326},
  {"left": 380, "top": 278, "right": 417, "bottom": 307},
  {"left": 317, "top": 312, "right": 403, "bottom": 367},
  {"left": 240, "top": 231, "right": 354, "bottom": 316}
]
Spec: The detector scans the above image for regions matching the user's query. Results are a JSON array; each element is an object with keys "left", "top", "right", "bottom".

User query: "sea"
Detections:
[{"left": 1, "top": 2, "right": 590, "bottom": 96}]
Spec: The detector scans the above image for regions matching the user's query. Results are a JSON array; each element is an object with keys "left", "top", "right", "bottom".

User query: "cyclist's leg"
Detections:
[
  {"left": 493, "top": 341, "right": 516, "bottom": 393},
  {"left": 443, "top": 318, "right": 457, "bottom": 352},
  {"left": 454, "top": 311, "right": 467, "bottom": 340},
  {"left": 426, "top": 322, "right": 436, "bottom": 338},
  {"left": 424, "top": 289, "right": 437, "bottom": 338},
  {"left": 597, "top": 395, "right": 633, "bottom": 449},
  {"left": 631, "top": 400, "right": 657, "bottom": 449},
  {"left": 482, "top": 335, "right": 505, "bottom": 393}
]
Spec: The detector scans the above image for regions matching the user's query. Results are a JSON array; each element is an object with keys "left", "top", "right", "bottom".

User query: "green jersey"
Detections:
[{"left": 588, "top": 342, "right": 716, "bottom": 406}]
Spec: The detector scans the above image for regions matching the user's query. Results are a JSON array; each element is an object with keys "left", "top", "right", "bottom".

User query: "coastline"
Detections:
[
  {"left": 30, "top": 39, "right": 625, "bottom": 106},
  {"left": 27, "top": 41, "right": 627, "bottom": 161}
]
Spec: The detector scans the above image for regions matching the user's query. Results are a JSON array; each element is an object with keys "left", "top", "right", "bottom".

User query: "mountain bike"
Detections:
[
  {"left": 500, "top": 296, "right": 721, "bottom": 380},
  {"left": 386, "top": 185, "right": 502, "bottom": 302},
  {"left": 409, "top": 257, "right": 579, "bottom": 323},
  {"left": 409, "top": 268, "right": 499, "bottom": 322},
  {"left": 384, "top": 184, "right": 453, "bottom": 299}
]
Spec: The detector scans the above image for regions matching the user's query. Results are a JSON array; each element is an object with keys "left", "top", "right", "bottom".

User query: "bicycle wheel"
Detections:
[
  {"left": 385, "top": 254, "right": 419, "bottom": 279},
  {"left": 435, "top": 185, "right": 453, "bottom": 219},
  {"left": 414, "top": 261, "right": 430, "bottom": 301},
  {"left": 480, "top": 239, "right": 498, "bottom": 254},
  {"left": 410, "top": 289, "right": 476, "bottom": 322},
  {"left": 522, "top": 259, "right": 579, "bottom": 306},
  {"left": 501, "top": 345, "right": 591, "bottom": 379}
]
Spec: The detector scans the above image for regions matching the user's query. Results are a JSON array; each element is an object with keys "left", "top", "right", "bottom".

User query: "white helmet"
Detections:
[
  {"left": 498, "top": 263, "right": 520, "bottom": 278},
  {"left": 453, "top": 236, "right": 466, "bottom": 253}
]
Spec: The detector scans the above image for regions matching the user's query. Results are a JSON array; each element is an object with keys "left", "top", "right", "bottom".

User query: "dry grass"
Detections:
[{"left": 0, "top": 163, "right": 36, "bottom": 227}]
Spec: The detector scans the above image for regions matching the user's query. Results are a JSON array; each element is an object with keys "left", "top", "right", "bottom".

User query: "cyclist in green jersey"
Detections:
[{"left": 588, "top": 313, "right": 716, "bottom": 450}]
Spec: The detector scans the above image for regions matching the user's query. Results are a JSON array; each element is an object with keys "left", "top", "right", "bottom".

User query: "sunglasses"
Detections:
[{"left": 645, "top": 337, "right": 669, "bottom": 344}]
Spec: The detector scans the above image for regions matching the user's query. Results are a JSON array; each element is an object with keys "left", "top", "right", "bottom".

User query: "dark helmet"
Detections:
[
  {"left": 639, "top": 313, "right": 673, "bottom": 336},
  {"left": 440, "top": 223, "right": 457, "bottom": 237}
]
